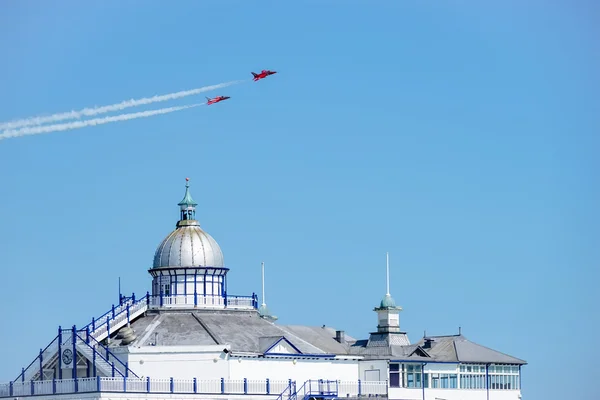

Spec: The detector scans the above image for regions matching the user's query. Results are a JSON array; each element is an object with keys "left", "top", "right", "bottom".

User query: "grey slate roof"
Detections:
[
  {"left": 348, "top": 334, "right": 526, "bottom": 364},
  {"left": 111, "top": 311, "right": 526, "bottom": 365},
  {"left": 113, "top": 310, "right": 355, "bottom": 356}
]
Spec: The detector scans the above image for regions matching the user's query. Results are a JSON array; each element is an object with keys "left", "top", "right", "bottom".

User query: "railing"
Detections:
[
  {"left": 14, "top": 293, "right": 149, "bottom": 383},
  {"left": 12, "top": 290, "right": 260, "bottom": 384},
  {"left": 80, "top": 293, "right": 149, "bottom": 342},
  {"left": 148, "top": 293, "right": 258, "bottom": 309},
  {"left": 0, "top": 378, "right": 388, "bottom": 398},
  {"left": 294, "top": 380, "right": 338, "bottom": 400},
  {"left": 75, "top": 332, "right": 139, "bottom": 378}
]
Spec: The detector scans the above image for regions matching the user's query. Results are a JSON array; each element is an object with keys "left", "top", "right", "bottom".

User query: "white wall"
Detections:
[
  {"left": 358, "top": 360, "right": 388, "bottom": 381},
  {"left": 424, "top": 362, "right": 459, "bottom": 373},
  {"left": 125, "top": 345, "right": 229, "bottom": 379},
  {"left": 390, "top": 388, "right": 522, "bottom": 400},
  {"left": 228, "top": 357, "right": 358, "bottom": 382}
]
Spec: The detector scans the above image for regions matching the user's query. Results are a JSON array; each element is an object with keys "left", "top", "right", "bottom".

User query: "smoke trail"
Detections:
[
  {"left": 0, "top": 80, "right": 241, "bottom": 130},
  {"left": 0, "top": 103, "right": 203, "bottom": 141}
]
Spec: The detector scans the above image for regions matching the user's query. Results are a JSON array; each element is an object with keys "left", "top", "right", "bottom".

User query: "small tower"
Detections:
[
  {"left": 373, "top": 252, "right": 403, "bottom": 333},
  {"left": 258, "top": 262, "right": 277, "bottom": 321},
  {"left": 178, "top": 177, "right": 198, "bottom": 221}
]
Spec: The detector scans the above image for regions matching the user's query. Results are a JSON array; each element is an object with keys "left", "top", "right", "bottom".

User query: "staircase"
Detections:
[
  {"left": 277, "top": 380, "right": 339, "bottom": 400},
  {"left": 15, "top": 293, "right": 148, "bottom": 382}
]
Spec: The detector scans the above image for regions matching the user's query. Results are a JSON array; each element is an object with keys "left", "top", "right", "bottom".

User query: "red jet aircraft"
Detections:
[
  {"left": 251, "top": 70, "right": 277, "bottom": 81},
  {"left": 206, "top": 95, "right": 230, "bottom": 105}
]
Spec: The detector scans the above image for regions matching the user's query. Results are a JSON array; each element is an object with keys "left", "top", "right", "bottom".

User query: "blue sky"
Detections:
[{"left": 0, "top": 1, "right": 598, "bottom": 398}]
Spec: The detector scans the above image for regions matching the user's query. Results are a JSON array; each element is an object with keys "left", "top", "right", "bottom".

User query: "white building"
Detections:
[{"left": 0, "top": 179, "right": 526, "bottom": 400}]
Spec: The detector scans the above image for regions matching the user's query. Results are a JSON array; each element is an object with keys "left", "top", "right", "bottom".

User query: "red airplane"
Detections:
[
  {"left": 206, "top": 95, "right": 230, "bottom": 105},
  {"left": 251, "top": 70, "right": 277, "bottom": 81}
]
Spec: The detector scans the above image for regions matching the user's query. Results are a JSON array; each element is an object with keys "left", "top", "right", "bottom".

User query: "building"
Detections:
[{"left": 0, "top": 179, "right": 526, "bottom": 400}]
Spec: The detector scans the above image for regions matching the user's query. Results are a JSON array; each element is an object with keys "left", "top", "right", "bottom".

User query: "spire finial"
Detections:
[
  {"left": 386, "top": 251, "right": 390, "bottom": 296},
  {"left": 178, "top": 177, "right": 198, "bottom": 221},
  {"left": 258, "top": 261, "right": 277, "bottom": 321},
  {"left": 261, "top": 261, "right": 266, "bottom": 307}
]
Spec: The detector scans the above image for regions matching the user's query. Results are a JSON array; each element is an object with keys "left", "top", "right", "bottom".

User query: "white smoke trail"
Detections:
[
  {"left": 0, "top": 80, "right": 241, "bottom": 130},
  {"left": 0, "top": 103, "right": 203, "bottom": 141}
]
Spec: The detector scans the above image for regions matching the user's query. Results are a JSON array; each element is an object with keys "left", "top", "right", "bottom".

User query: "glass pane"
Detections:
[
  {"left": 390, "top": 363, "right": 399, "bottom": 372},
  {"left": 390, "top": 373, "right": 400, "bottom": 388}
]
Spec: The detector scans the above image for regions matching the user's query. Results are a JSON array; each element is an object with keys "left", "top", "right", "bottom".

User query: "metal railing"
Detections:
[{"left": 0, "top": 378, "right": 388, "bottom": 398}]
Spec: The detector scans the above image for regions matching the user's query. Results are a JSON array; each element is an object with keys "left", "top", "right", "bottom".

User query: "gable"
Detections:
[
  {"left": 409, "top": 346, "right": 431, "bottom": 358},
  {"left": 259, "top": 336, "right": 302, "bottom": 355}
]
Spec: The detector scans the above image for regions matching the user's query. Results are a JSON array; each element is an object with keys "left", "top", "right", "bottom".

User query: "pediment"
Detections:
[{"left": 259, "top": 336, "right": 302, "bottom": 355}]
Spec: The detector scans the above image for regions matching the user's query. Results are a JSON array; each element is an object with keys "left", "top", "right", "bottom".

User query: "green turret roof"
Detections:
[
  {"left": 380, "top": 293, "right": 397, "bottom": 308},
  {"left": 178, "top": 178, "right": 198, "bottom": 207}
]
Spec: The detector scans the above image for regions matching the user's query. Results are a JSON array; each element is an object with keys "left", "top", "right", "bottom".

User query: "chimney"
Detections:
[
  {"left": 335, "top": 330, "right": 345, "bottom": 344},
  {"left": 423, "top": 338, "right": 434, "bottom": 349}
]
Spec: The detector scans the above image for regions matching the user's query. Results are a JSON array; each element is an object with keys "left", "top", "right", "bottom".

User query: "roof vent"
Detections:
[
  {"left": 423, "top": 338, "right": 434, "bottom": 349},
  {"left": 335, "top": 330, "right": 345, "bottom": 344}
]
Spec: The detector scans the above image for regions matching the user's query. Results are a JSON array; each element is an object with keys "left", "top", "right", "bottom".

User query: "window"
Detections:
[
  {"left": 430, "top": 373, "right": 457, "bottom": 389},
  {"left": 404, "top": 364, "right": 424, "bottom": 388},
  {"left": 488, "top": 364, "right": 520, "bottom": 390},
  {"left": 459, "top": 364, "right": 486, "bottom": 389},
  {"left": 459, "top": 364, "right": 520, "bottom": 390},
  {"left": 389, "top": 363, "right": 400, "bottom": 387}
]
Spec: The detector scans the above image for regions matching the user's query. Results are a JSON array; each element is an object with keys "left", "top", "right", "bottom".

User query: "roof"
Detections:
[
  {"left": 178, "top": 180, "right": 198, "bottom": 207},
  {"left": 152, "top": 221, "right": 224, "bottom": 268},
  {"left": 110, "top": 311, "right": 525, "bottom": 365},
  {"left": 350, "top": 334, "right": 526, "bottom": 364},
  {"left": 113, "top": 310, "right": 356, "bottom": 356}
]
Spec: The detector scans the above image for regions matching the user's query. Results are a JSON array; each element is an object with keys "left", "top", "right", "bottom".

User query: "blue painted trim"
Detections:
[
  {"left": 57, "top": 327, "right": 62, "bottom": 380},
  {"left": 422, "top": 362, "right": 427, "bottom": 400},
  {"left": 266, "top": 353, "right": 336, "bottom": 358},
  {"left": 486, "top": 363, "right": 490, "bottom": 400},
  {"left": 71, "top": 326, "right": 77, "bottom": 381},
  {"left": 390, "top": 359, "right": 458, "bottom": 364},
  {"left": 39, "top": 348, "right": 43, "bottom": 381},
  {"left": 263, "top": 337, "right": 304, "bottom": 355}
]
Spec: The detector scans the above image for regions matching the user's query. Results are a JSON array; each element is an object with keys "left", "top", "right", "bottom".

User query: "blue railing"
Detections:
[
  {"left": 78, "top": 292, "right": 146, "bottom": 334},
  {"left": 149, "top": 292, "right": 258, "bottom": 308},
  {"left": 12, "top": 290, "right": 259, "bottom": 384},
  {"left": 75, "top": 331, "right": 139, "bottom": 378},
  {"left": 13, "top": 336, "right": 59, "bottom": 382},
  {"left": 295, "top": 380, "right": 339, "bottom": 400},
  {"left": 13, "top": 293, "right": 148, "bottom": 383}
]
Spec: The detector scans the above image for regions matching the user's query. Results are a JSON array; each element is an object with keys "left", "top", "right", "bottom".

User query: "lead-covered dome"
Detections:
[{"left": 152, "top": 178, "right": 225, "bottom": 269}]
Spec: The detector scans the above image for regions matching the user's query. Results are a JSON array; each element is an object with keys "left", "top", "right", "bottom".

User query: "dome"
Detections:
[
  {"left": 152, "top": 178, "right": 224, "bottom": 269},
  {"left": 380, "top": 293, "right": 396, "bottom": 308},
  {"left": 153, "top": 220, "right": 224, "bottom": 268}
]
